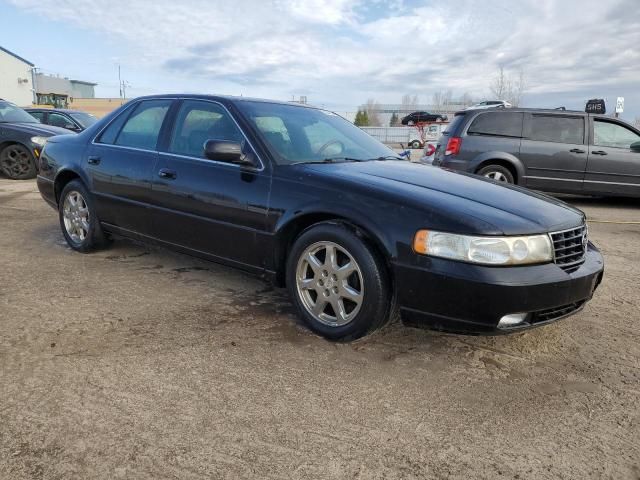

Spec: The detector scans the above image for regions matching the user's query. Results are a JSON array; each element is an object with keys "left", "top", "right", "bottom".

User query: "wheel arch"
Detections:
[
  {"left": 472, "top": 153, "right": 524, "bottom": 184},
  {"left": 272, "top": 209, "right": 393, "bottom": 287},
  {"left": 53, "top": 169, "right": 87, "bottom": 203}
]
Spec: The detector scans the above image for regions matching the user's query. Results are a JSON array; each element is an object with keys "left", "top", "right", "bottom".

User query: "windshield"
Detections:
[
  {"left": 69, "top": 111, "right": 98, "bottom": 128},
  {"left": 0, "top": 101, "right": 39, "bottom": 123},
  {"left": 236, "top": 101, "right": 398, "bottom": 165}
]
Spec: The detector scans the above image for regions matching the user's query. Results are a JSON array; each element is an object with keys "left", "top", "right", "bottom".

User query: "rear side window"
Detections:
[
  {"left": 529, "top": 115, "right": 584, "bottom": 144},
  {"left": 467, "top": 112, "right": 523, "bottom": 137},
  {"left": 29, "top": 111, "right": 45, "bottom": 122},
  {"left": 116, "top": 100, "right": 171, "bottom": 150}
]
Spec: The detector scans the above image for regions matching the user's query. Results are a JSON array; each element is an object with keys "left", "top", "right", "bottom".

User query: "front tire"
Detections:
[
  {"left": 59, "top": 180, "right": 108, "bottom": 252},
  {"left": 287, "top": 222, "right": 392, "bottom": 341},
  {"left": 0, "top": 144, "right": 37, "bottom": 179},
  {"left": 410, "top": 140, "right": 422, "bottom": 149}
]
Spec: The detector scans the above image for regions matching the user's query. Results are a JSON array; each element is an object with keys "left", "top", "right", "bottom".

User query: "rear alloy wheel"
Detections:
[
  {"left": 287, "top": 223, "right": 392, "bottom": 341},
  {"left": 0, "top": 144, "right": 37, "bottom": 180},
  {"left": 59, "top": 180, "right": 109, "bottom": 252},
  {"left": 477, "top": 164, "right": 515, "bottom": 184}
]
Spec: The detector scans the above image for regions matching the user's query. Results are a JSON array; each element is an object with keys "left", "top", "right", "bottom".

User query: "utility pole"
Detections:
[{"left": 118, "top": 64, "right": 122, "bottom": 99}]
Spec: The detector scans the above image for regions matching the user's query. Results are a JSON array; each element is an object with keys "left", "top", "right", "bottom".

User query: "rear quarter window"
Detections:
[{"left": 467, "top": 112, "right": 523, "bottom": 137}]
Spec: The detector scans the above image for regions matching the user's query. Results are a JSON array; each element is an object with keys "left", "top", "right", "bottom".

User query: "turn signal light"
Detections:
[
  {"left": 413, "top": 230, "right": 429, "bottom": 254},
  {"left": 445, "top": 137, "right": 462, "bottom": 156}
]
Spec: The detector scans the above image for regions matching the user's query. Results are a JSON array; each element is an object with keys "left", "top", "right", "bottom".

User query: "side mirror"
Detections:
[
  {"left": 204, "top": 140, "right": 257, "bottom": 167},
  {"left": 64, "top": 123, "right": 79, "bottom": 131},
  {"left": 631, "top": 141, "right": 640, "bottom": 152}
]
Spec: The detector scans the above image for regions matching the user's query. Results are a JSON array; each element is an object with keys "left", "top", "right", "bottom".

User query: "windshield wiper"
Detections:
[{"left": 289, "top": 157, "right": 365, "bottom": 165}]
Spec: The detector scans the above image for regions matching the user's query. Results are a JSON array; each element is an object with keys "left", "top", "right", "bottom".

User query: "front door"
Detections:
[
  {"left": 150, "top": 99, "right": 271, "bottom": 270},
  {"left": 520, "top": 113, "right": 587, "bottom": 193},
  {"left": 86, "top": 99, "right": 172, "bottom": 235},
  {"left": 584, "top": 118, "right": 640, "bottom": 196}
]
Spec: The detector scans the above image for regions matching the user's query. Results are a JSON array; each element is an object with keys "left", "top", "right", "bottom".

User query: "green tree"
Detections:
[
  {"left": 389, "top": 112, "right": 399, "bottom": 126},
  {"left": 354, "top": 109, "right": 370, "bottom": 127}
]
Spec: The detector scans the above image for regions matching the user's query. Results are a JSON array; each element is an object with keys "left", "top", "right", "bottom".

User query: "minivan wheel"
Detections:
[
  {"left": 477, "top": 165, "right": 515, "bottom": 184},
  {"left": 410, "top": 140, "right": 422, "bottom": 149},
  {"left": 0, "top": 144, "right": 37, "bottom": 180},
  {"left": 59, "top": 180, "right": 109, "bottom": 252},
  {"left": 287, "top": 223, "right": 392, "bottom": 341}
]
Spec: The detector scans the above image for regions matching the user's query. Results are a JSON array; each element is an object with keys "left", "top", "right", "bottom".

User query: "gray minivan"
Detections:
[{"left": 432, "top": 108, "right": 640, "bottom": 197}]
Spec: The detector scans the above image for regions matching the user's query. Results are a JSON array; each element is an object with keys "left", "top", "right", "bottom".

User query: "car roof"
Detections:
[
  {"left": 25, "top": 108, "right": 87, "bottom": 114},
  {"left": 126, "top": 93, "right": 322, "bottom": 111},
  {"left": 457, "top": 107, "right": 586, "bottom": 115}
]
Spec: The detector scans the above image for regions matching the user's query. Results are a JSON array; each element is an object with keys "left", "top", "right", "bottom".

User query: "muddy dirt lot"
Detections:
[{"left": 1, "top": 178, "right": 638, "bottom": 479}]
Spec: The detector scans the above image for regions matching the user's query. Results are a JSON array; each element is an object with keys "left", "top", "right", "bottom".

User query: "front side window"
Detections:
[
  {"left": 236, "top": 101, "right": 394, "bottom": 165},
  {"left": 467, "top": 112, "right": 523, "bottom": 137},
  {"left": 529, "top": 115, "right": 584, "bottom": 144},
  {"left": 593, "top": 120, "right": 640, "bottom": 149},
  {"left": 115, "top": 100, "right": 171, "bottom": 150},
  {"left": 168, "top": 100, "right": 243, "bottom": 158}
]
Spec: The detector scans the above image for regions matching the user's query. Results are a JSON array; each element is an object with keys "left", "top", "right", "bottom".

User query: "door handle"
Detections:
[
  {"left": 158, "top": 168, "right": 177, "bottom": 179},
  {"left": 87, "top": 156, "right": 101, "bottom": 165},
  {"left": 569, "top": 148, "right": 585, "bottom": 154},
  {"left": 591, "top": 150, "right": 608, "bottom": 155}
]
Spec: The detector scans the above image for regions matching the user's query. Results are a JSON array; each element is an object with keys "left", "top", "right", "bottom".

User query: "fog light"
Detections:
[{"left": 498, "top": 313, "right": 528, "bottom": 329}]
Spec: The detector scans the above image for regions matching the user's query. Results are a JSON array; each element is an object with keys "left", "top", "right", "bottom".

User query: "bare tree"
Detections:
[
  {"left": 489, "top": 66, "right": 527, "bottom": 106},
  {"left": 432, "top": 90, "right": 453, "bottom": 112},
  {"left": 634, "top": 117, "right": 640, "bottom": 129},
  {"left": 401, "top": 94, "right": 418, "bottom": 111},
  {"left": 459, "top": 92, "right": 474, "bottom": 107},
  {"left": 364, "top": 98, "right": 382, "bottom": 127}
]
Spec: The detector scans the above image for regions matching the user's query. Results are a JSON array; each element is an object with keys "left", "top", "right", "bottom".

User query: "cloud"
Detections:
[{"left": 8, "top": 0, "right": 640, "bottom": 113}]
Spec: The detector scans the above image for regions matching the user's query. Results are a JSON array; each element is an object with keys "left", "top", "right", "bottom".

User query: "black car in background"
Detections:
[
  {"left": 37, "top": 95, "right": 603, "bottom": 340},
  {"left": 432, "top": 108, "right": 640, "bottom": 197},
  {"left": 25, "top": 108, "right": 98, "bottom": 132},
  {"left": 0, "top": 100, "right": 71, "bottom": 179},
  {"left": 401, "top": 111, "right": 447, "bottom": 125}
]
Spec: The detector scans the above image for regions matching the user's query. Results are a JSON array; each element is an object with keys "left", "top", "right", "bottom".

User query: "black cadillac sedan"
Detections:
[{"left": 37, "top": 95, "right": 604, "bottom": 340}]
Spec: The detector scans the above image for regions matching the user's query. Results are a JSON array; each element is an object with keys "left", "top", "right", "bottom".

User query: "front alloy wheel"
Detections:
[
  {"left": 296, "top": 241, "right": 364, "bottom": 327},
  {"left": 58, "top": 179, "right": 109, "bottom": 252},
  {"left": 287, "top": 222, "right": 393, "bottom": 341},
  {"left": 0, "top": 144, "right": 37, "bottom": 179}
]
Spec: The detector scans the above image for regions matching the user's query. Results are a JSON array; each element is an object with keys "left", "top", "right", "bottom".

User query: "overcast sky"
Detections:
[{"left": 2, "top": 0, "right": 639, "bottom": 119}]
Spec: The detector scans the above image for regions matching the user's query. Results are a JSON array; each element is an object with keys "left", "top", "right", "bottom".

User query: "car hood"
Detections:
[
  {"left": 300, "top": 161, "right": 585, "bottom": 235},
  {"left": 2, "top": 122, "right": 72, "bottom": 136}
]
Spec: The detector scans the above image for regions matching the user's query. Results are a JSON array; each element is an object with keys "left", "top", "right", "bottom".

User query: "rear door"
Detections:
[
  {"left": 584, "top": 117, "right": 640, "bottom": 196},
  {"left": 519, "top": 113, "right": 587, "bottom": 193},
  {"left": 86, "top": 99, "right": 172, "bottom": 235}
]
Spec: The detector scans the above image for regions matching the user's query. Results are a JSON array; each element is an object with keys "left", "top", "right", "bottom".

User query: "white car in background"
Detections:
[{"left": 465, "top": 100, "right": 512, "bottom": 110}]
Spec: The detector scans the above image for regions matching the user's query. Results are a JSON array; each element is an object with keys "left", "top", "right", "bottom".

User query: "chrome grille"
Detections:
[{"left": 550, "top": 224, "right": 587, "bottom": 273}]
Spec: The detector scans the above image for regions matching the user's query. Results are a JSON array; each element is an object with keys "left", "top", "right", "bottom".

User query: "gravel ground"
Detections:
[{"left": 0, "top": 178, "right": 638, "bottom": 480}]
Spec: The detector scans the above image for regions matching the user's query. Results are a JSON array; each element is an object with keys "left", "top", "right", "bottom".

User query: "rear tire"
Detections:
[
  {"left": 410, "top": 140, "right": 422, "bottom": 149},
  {"left": 59, "top": 180, "right": 109, "bottom": 252},
  {"left": 286, "top": 222, "right": 392, "bottom": 341},
  {"left": 0, "top": 144, "right": 37, "bottom": 179},
  {"left": 477, "top": 164, "right": 515, "bottom": 184}
]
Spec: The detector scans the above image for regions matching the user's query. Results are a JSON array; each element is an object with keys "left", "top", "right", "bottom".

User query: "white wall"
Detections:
[{"left": 0, "top": 51, "right": 33, "bottom": 106}]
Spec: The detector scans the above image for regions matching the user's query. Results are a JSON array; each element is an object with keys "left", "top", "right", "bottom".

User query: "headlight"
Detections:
[
  {"left": 31, "top": 136, "right": 48, "bottom": 147},
  {"left": 413, "top": 230, "right": 553, "bottom": 265}
]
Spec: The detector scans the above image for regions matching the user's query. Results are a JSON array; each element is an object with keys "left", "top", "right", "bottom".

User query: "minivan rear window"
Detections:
[
  {"left": 442, "top": 113, "right": 466, "bottom": 136},
  {"left": 467, "top": 112, "right": 523, "bottom": 138}
]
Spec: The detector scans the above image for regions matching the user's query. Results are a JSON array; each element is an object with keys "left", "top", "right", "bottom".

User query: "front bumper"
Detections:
[{"left": 394, "top": 243, "right": 604, "bottom": 334}]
